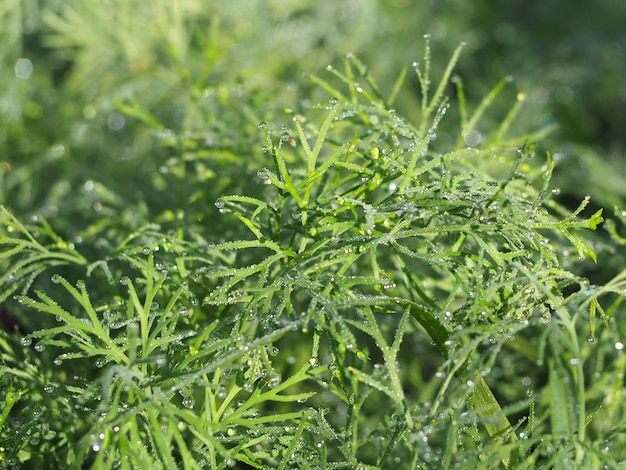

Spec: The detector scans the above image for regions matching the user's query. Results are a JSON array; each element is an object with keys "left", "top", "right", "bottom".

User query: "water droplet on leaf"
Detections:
[{"left": 92, "top": 439, "right": 102, "bottom": 452}]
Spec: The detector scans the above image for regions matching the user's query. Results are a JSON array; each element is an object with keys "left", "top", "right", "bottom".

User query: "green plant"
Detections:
[{"left": 4, "top": 36, "right": 626, "bottom": 469}]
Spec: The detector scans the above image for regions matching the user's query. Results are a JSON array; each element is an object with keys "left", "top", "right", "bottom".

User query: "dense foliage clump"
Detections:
[{"left": 1, "top": 2, "right": 626, "bottom": 469}]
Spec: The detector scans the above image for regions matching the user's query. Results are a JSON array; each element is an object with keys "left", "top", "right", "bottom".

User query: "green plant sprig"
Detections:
[
  {"left": 200, "top": 45, "right": 608, "bottom": 467},
  {"left": 3, "top": 31, "right": 622, "bottom": 467},
  {"left": 0, "top": 206, "right": 87, "bottom": 303}
]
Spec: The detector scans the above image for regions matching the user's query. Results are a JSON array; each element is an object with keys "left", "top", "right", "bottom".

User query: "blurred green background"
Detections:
[{"left": 2, "top": 0, "right": 625, "bottom": 244}]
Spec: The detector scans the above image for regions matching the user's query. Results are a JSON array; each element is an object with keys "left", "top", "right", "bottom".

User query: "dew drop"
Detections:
[
  {"left": 14, "top": 58, "right": 34, "bottom": 80},
  {"left": 267, "top": 374, "right": 281, "bottom": 389},
  {"left": 329, "top": 97, "right": 339, "bottom": 106},
  {"left": 51, "top": 274, "right": 61, "bottom": 284},
  {"left": 587, "top": 335, "right": 597, "bottom": 344},
  {"left": 215, "top": 199, "right": 225, "bottom": 209},
  {"left": 92, "top": 439, "right": 102, "bottom": 452},
  {"left": 356, "top": 350, "right": 368, "bottom": 360},
  {"left": 280, "top": 131, "right": 290, "bottom": 142},
  {"left": 34, "top": 343, "right": 45, "bottom": 352},
  {"left": 182, "top": 396, "right": 195, "bottom": 409},
  {"left": 258, "top": 121, "right": 267, "bottom": 130},
  {"left": 21, "top": 337, "right": 32, "bottom": 347},
  {"left": 257, "top": 168, "right": 271, "bottom": 180}
]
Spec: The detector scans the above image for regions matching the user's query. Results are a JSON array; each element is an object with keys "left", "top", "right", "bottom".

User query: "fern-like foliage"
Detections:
[{"left": 2, "top": 42, "right": 624, "bottom": 470}]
